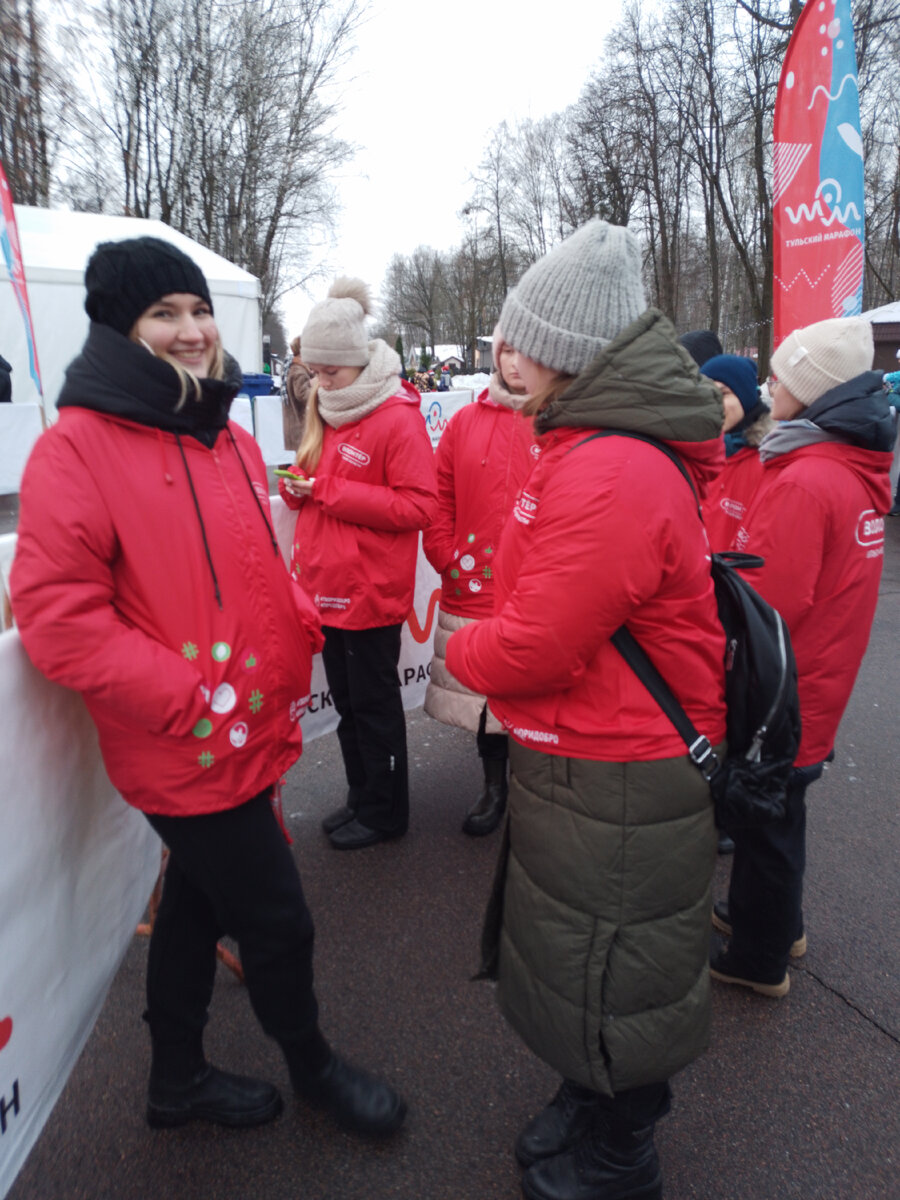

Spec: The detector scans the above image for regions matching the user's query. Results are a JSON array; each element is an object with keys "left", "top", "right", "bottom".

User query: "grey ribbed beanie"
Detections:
[
  {"left": 771, "top": 317, "right": 873, "bottom": 406},
  {"left": 499, "top": 220, "right": 646, "bottom": 375}
]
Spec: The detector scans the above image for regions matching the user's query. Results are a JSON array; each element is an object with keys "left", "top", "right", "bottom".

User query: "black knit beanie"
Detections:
[{"left": 84, "top": 236, "right": 213, "bottom": 336}]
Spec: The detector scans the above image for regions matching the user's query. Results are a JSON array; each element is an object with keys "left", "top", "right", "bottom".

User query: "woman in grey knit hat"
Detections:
[{"left": 447, "top": 219, "right": 728, "bottom": 1200}]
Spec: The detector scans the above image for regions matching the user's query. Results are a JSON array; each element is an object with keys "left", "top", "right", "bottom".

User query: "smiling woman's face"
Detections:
[{"left": 131, "top": 293, "right": 218, "bottom": 377}]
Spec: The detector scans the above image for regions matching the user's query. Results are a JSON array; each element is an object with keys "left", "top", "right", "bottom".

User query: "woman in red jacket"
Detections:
[
  {"left": 710, "top": 317, "right": 895, "bottom": 998},
  {"left": 11, "top": 239, "right": 405, "bottom": 1138},
  {"left": 280, "top": 278, "right": 437, "bottom": 850},
  {"left": 447, "top": 220, "right": 727, "bottom": 1200},
  {"left": 422, "top": 326, "right": 539, "bottom": 836}
]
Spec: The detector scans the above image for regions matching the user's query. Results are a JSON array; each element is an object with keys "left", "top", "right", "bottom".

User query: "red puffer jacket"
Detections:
[
  {"left": 280, "top": 383, "right": 438, "bottom": 629},
  {"left": 12, "top": 409, "right": 323, "bottom": 816},
  {"left": 423, "top": 390, "right": 540, "bottom": 617},
  {"left": 734, "top": 441, "right": 892, "bottom": 765},
  {"left": 701, "top": 445, "right": 766, "bottom": 553},
  {"left": 447, "top": 427, "right": 728, "bottom": 761}
]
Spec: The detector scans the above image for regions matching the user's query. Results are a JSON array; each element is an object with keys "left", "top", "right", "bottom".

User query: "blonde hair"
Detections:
[
  {"left": 295, "top": 377, "right": 325, "bottom": 471},
  {"left": 522, "top": 372, "right": 576, "bottom": 419}
]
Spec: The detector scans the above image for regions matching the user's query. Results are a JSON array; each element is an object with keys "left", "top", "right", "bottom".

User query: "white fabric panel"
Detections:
[
  {"left": 0, "top": 631, "right": 160, "bottom": 1200},
  {"left": 0, "top": 405, "right": 43, "bottom": 494}
]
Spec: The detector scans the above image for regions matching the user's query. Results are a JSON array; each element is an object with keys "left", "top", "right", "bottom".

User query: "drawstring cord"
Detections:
[
  {"left": 174, "top": 433, "right": 224, "bottom": 611},
  {"left": 225, "top": 426, "right": 280, "bottom": 558}
]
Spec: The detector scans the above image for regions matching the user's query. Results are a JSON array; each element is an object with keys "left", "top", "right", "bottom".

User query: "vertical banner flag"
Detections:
[
  {"left": 0, "top": 162, "right": 43, "bottom": 396},
  {"left": 772, "top": 0, "right": 864, "bottom": 346}
]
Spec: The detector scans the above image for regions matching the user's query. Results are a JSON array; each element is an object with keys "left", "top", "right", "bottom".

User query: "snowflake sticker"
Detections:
[
  {"left": 198, "top": 751, "right": 215, "bottom": 769},
  {"left": 248, "top": 689, "right": 264, "bottom": 714},
  {"left": 182, "top": 641, "right": 199, "bottom": 661}
]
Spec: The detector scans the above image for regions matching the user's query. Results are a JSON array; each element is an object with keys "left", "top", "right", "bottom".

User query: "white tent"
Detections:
[{"left": 1, "top": 207, "right": 262, "bottom": 413}]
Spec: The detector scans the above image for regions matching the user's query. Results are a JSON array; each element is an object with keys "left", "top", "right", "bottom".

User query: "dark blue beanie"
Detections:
[{"left": 700, "top": 354, "right": 759, "bottom": 415}]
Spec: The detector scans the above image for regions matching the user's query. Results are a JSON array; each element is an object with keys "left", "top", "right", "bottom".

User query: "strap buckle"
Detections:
[{"left": 688, "top": 735, "right": 719, "bottom": 781}]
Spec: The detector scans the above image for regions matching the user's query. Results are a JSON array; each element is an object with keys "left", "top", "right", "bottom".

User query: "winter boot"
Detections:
[
  {"left": 516, "top": 1079, "right": 600, "bottom": 1167},
  {"left": 521, "top": 1116, "right": 662, "bottom": 1200},
  {"left": 462, "top": 756, "right": 508, "bottom": 837}
]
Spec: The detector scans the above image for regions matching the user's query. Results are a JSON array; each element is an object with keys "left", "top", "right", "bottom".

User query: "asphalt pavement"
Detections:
[{"left": 6, "top": 520, "right": 900, "bottom": 1200}]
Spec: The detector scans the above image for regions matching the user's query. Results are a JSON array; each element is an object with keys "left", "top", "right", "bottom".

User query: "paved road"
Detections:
[{"left": 7, "top": 523, "right": 900, "bottom": 1200}]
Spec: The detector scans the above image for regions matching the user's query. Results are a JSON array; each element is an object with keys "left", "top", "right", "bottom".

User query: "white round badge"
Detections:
[
  {"left": 460, "top": 554, "right": 475, "bottom": 571},
  {"left": 229, "top": 722, "right": 249, "bottom": 748},
  {"left": 210, "top": 683, "right": 237, "bottom": 714},
  {"left": 468, "top": 579, "right": 482, "bottom": 592}
]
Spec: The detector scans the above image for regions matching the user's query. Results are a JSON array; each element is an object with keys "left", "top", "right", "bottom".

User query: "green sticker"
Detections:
[
  {"left": 450, "top": 568, "right": 459, "bottom": 579},
  {"left": 192, "top": 718, "right": 213, "bottom": 739},
  {"left": 182, "top": 641, "right": 199, "bottom": 661},
  {"left": 198, "top": 751, "right": 215, "bottom": 769},
  {"left": 467, "top": 533, "right": 475, "bottom": 543},
  {"left": 249, "top": 689, "right": 264, "bottom": 714},
  {"left": 211, "top": 641, "right": 231, "bottom": 662}
]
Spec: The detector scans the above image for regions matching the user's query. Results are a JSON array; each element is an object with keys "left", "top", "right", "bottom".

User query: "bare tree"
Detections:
[{"left": 0, "top": 0, "right": 52, "bottom": 203}]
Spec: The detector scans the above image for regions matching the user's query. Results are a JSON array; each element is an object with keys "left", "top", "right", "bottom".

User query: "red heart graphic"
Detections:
[{"left": 0, "top": 1016, "right": 11, "bottom": 1052}]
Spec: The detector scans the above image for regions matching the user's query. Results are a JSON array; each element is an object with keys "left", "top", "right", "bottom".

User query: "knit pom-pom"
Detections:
[{"left": 328, "top": 276, "right": 372, "bottom": 315}]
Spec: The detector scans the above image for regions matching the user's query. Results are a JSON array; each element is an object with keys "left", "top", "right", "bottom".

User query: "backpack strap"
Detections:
[{"left": 568, "top": 429, "right": 718, "bottom": 778}]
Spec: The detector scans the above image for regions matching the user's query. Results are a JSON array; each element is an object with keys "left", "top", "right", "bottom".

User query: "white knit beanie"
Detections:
[
  {"left": 771, "top": 317, "right": 874, "bottom": 407},
  {"left": 499, "top": 220, "right": 646, "bottom": 376},
  {"left": 301, "top": 277, "right": 372, "bottom": 366}
]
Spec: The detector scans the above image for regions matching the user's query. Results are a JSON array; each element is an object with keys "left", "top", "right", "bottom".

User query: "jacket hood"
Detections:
[
  {"left": 537, "top": 309, "right": 723, "bottom": 443},
  {"left": 57, "top": 322, "right": 242, "bottom": 443},
  {"left": 803, "top": 371, "right": 896, "bottom": 452},
  {"left": 537, "top": 308, "right": 725, "bottom": 496}
]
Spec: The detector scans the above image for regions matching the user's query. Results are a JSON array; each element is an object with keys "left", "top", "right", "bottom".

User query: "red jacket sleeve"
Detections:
[
  {"left": 11, "top": 431, "right": 208, "bottom": 737},
  {"left": 421, "top": 415, "right": 456, "bottom": 573},
  {"left": 447, "top": 461, "right": 663, "bottom": 698},
  {"left": 311, "top": 416, "right": 437, "bottom": 532},
  {"left": 737, "top": 477, "right": 825, "bottom": 629}
]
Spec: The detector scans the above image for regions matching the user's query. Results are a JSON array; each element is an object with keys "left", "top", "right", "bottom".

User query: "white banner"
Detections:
[{"left": 0, "top": 632, "right": 160, "bottom": 1200}]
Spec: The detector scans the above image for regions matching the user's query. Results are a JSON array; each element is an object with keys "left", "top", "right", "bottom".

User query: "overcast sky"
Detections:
[{"left": 280, "top": 0, "right": 622, "bottom": 335}]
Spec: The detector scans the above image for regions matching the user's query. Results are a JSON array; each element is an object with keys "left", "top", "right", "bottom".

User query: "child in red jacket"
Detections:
[
  {"left": 710, "top": 316, "right": 896, "bottom": 997},
  {"left": 423, "top": 327, "right": 539, "bottom": 836}
]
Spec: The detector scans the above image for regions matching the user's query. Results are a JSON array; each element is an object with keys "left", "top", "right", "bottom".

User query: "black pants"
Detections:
[
  {"left": 476, "top": 704, "right": 508, "bottom": 763},
  {"left": 145, "top": 789, "right": 328, "bottom": 1082},
  {"left": 727, "top": 762, "right": 823, "bottom": 975},
  {"left": 322, "top": 623, "right": 409, "bottom": 834},
  {"left": 595, "top": 1081, "right": 671, "bottom": 1132}
]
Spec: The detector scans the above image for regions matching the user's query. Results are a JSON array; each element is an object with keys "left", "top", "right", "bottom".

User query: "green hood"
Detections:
[{"left": 536, "top": 308, "right": 724, "bottom": 445}]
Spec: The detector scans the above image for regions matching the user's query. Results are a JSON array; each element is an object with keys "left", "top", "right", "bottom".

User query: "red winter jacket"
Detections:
[
  {"left": 734, "top": 440, "right": 892, "bottom": 765},
  {"left": 447, "top": 425, "right": 728, "bottom": 761},
  {"left": 12, "top": 407, "right": 323, "bottom": 816},
  {"left": 423, "top": 389, "right": 540, "bottom": 617},
  {"left": 701, "top": 445, "right": 766, "bottom": 553},
  {"left": 280, "top": 383, "right": 437, "bottom": 629}
]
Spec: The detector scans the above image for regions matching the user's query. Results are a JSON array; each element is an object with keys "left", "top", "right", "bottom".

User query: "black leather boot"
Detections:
[
  {"left": 521, "top": 1119, "right": 662, "bottom": 1200},
  {"left": 291, "top": 1052, "right": 407, "bottom": 1136},
  {"left": 147, "top": 1064, "right": 283, "bottom": 1128},
  {"left": 462, "top": 756, "right": 508, "bottom": 837},
  {"left": 516, "top": 1079, "right": 600, "bottom": 1167}
]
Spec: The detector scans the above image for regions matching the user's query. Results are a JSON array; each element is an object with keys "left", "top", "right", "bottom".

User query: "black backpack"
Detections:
[{"left": 574, "top": 431, "right": 801, "bottom": 829}]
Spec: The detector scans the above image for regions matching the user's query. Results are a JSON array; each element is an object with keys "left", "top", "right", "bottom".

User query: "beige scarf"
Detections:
[{"left": 316, "top": 339, "right": 403, "bottom": 429}]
